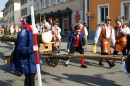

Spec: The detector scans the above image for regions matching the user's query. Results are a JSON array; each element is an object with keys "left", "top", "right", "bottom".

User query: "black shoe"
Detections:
[
  {"left": 99, "top": 63, "right": 104, "bottom": 66},
  {"left": 112, "top": 60, "right": 115, "bottom": 65},
  {"left": 108, "top": 61, "right": 115, "bottom": 68},
  {"left": 99, "top": 59, "right": 104, "bottom": 66},
  {"left": 64, "top": 64, "right": 68, "bottom": 67},
  {"left": 81, "top": 65, "right": 87, "bottom": 68}
]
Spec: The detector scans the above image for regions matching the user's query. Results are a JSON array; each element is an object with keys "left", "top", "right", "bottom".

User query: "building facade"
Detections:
[
  {"left": 35, "top": 0, "right": 87, "bottom": 35},
  {"left": 2, "top": 0, "right": 21, "bottom": 27},
  {"left": 89, "top": 0, "right": 130, "bottom": 39},
  {"left": 20, "top": 0, "right": 35, "bottom": 21}
]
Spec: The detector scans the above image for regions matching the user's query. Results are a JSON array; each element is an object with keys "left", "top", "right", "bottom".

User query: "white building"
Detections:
[
  {"left": 0, "top": 12, "right": 3, "bottom": 18},
  {"left": 20, "top": 0, "right": 35, "bottom": 21},
  {"left": 2, "top": 0, "right": 21, "bottom": 27}
]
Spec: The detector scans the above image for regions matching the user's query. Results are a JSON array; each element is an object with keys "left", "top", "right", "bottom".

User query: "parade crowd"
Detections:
[{"left": 3, "top": 15, "right": 130, "bottom": 86}]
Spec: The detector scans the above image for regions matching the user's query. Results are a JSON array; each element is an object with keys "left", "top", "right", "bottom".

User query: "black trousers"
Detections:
[
  {"left": 113, "top": 47, "right": 127, "bottom": 55},
  {"left": 70, "top": 46, "right": 84, "bottom": 54},
  {"left": 70, "top": 46, "right": 85, "bottom": 65},
  {"left": 100, "top": 52, "right": 110, "bottom": 63},
  {"left": 24, "top": 73, "right": 36, "bottom": 86}
]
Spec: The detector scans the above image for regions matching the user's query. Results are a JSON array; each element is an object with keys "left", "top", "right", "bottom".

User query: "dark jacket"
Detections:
[
  {"left": 11, "top": 28, "right": 41, "bottom": 74},
  {"left": 67, "top": 32, "right": 86, "bottom": 53}
]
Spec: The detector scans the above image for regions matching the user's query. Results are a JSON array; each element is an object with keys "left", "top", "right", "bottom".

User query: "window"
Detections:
[
  {"left": 58, "top": 0, "right": 60, "bottom": 3},
  {"left": 46, "top": 0, "right": 49, "bottom": 7},
  {"left": 21, "top": 8, "right": 27, "bottom": 16},
  {"left": 21, "top": 0, "right": 27, "bottom": 5},
  {"left": 98, "top": 4, "right": 109, "bottom": 24},
  {"left": 121, "top": 1, "right": 130, "bottom": 22},
  {"left": 51, "top": 0, "right": 53, "bottom": 6}
]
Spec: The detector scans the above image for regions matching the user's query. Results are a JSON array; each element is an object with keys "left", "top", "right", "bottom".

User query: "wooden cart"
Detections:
[{"left": 0, "top": 33, "right": 61, "bottom": 67}]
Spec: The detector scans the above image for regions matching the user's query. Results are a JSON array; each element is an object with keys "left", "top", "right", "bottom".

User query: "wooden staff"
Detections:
[{"left": 30, "top": 6, "right": 42, "bottom": 86}]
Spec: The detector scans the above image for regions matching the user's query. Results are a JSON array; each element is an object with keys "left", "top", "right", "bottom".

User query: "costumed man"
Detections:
[
  {"left": 94, "top": 16, "right": 115, "bottom": 68},
  {"left": 112, "top": 16, "right": 130, "bottom": 64},
  {"left": 14, "top": 25, "right": 21, "bottom": 35},
  {"left": 10, "top": 25, "right": 14, "bottom": 35},
  {"left": 11, "top": 15, "right": 42, "bottom": 86},
  {"left": 75, "top": 10, "right": 80, "bottom": 23},
  {"left": 52, "top": 21, "right": 62, "bottom": 49},
  {"left": 78, "top": 20, "right": 88, "bottom": 49},
  {"left": 127, "top": 21, "right": 130, "bottom": 54},
  {"left": 71, "top": 24, "right": 75, "bottom": 32},
  {"left": 41, "top": 18, "right": 51, "bottom": 32},
  {"left": 64, "top": 25, "right": 87, "bottom": 68}
]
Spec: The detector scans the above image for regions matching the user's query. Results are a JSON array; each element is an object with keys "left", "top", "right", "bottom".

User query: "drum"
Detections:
[{"left": 42, "top": 32, "right": 52, "bottom": 43}]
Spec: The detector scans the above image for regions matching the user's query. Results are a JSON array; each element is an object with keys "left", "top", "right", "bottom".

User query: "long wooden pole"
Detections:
[
  {"left": 42, "top": 54, "right": 126, "bottom": 61},
  {"left": 0, "top": 34, "right": 43, "bottom": 43}
]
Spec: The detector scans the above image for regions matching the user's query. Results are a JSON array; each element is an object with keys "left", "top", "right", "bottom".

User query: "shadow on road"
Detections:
[
  {"left": 0, "top": 80, "right": 13, "bottom": 86},
  {"left": 41, "top": 71, "right": 120, "bottom": 86}
]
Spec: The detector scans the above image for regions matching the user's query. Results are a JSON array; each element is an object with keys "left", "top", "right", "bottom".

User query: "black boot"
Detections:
[
  {"left": 99, "top": 59, "right": 104, "bottom": 66},
  {"left": 108, "top": 61, "right": 115, "bottom": 68},
  {"left": 112, "top": 60, "right": 116, "bottom": 65}
]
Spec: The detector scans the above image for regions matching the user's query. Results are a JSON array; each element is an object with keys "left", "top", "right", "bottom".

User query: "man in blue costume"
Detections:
[
  {"left": 64, "top": 25, "right": 87, "bottom": 68},
  {"left": 11, "top": 15, "right": 42, "bottom": 86}
]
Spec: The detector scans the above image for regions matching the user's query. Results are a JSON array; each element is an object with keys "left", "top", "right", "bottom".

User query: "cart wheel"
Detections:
[
  {"left": 45, "top": 58, "right": 60, "bottom": 67},
  {"left": 45, "top": 45, "right": 60, "bottom": 67}
]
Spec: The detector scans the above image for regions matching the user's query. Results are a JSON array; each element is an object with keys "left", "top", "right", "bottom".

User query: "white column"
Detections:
[
  {"left": 56, "top": 0, "right": 58, "bottom": 4},
  {"left": 38, "top": 0, "right": 41, "bottom": 9},
  {"left": 49, "top": 0, "right": 51, "bottom": 6},
  {"left": 44, "top": 0, "right": 46, "bottom": 8}
]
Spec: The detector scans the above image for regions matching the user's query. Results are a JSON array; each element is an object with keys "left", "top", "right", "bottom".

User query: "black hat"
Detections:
[
  {"left": 26, "top": 15, "right": 37, "bottom": 25},
  {"left": 74, "top": 25, "right": 80, "bottom": 30}
]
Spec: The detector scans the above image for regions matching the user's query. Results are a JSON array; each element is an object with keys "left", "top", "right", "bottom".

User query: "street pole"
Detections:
[{"left": 30, "top": 5, "right": 42, "bottom": 86}]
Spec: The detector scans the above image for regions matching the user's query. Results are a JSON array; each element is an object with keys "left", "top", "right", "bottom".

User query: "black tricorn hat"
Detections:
[{"left": 74, "top": 25, "right": 80, "bottom": 30}]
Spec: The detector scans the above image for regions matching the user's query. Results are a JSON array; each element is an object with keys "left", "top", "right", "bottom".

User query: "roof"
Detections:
[{"left": 40, "top": 7, "right": 72, "bottom": 17}]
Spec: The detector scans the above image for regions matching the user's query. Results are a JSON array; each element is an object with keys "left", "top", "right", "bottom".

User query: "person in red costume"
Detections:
[
  {"left": 75, "top": 10, "right": 80, "bottom": 23},
  {"left": 64, "top": 25, "right": 87, "bottom": 68}
]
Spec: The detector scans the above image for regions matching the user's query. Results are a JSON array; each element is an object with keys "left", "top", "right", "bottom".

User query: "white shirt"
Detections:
[
  {"left": 122, "top": 61, "right": 130, "bottom": 78},
  {"left": 94, "top": 24, "right": 115, "bottom": 45},
  {"left": 41, "top": 22, "right": 51, "bottom": 29},
  {"left": 10, "top": 25, "right": 14, "bottom": 34},
  {"left": 80, "top": 25, "right": 88, "bottom": 37},
  {"left": 52, "top": 26, "right": 61, "bottom": 39},
  {"left": 115, "top": 24, "right": 130, "bottom": 36}
]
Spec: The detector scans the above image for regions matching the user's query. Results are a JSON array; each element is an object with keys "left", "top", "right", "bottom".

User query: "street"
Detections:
[{"left": 0, "top": 39, "right": 130, "bottom": 86}]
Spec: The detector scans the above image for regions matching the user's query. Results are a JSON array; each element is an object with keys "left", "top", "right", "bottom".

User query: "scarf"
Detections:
[{"left": 25, "top": 24, "right": 33, "bottom": 32}]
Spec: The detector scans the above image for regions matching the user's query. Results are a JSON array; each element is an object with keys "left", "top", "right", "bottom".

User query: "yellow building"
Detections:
[{"left": 89, "top": 0, "right": 130, "bottom": 39}]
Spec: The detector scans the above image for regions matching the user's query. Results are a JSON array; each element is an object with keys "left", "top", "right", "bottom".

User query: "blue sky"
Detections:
[{"left": 0, "top": 0, "right": 8, "bottom": 11}]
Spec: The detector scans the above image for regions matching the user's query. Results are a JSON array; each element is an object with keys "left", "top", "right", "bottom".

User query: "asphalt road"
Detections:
[{"left": 0, "top": 41, "right": 130, "bottom": 86}]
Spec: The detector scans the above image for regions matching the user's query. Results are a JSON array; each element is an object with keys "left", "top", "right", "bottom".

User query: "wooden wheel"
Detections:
[
  {"left": 45, "top": 45, "right": 60, "bottom": 67},
  {"left": 45, "top": 58, "right": 60, "bottom": 67}
]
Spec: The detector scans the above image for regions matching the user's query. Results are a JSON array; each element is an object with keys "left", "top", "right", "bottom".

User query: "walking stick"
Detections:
[{"left": 30, "top": 6, "right": 42, "bottom": 86}]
